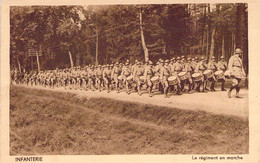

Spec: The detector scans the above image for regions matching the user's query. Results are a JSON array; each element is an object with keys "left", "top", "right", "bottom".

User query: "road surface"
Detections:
[{"left": 17, "top": 84, "right": 248, "bottom": 119}]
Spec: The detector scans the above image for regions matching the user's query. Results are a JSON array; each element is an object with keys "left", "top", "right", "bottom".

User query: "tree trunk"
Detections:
[
  {"left": 206, "top": 25, "right": 209, "bottom": 57},
  {"left": 36, "top": 51, "right": 41, "bottom": 72},
  {"left": 17, "top": 55, "right": 21, "bottom": 73},
  {"left": 68, "top": 51, "right": 74, "bottom": 68},
  {"left": 139, "top": 7, "right": 149, "bottom": 62},
  {"left": 209, "top": 28, "right": 216, "bottom": 61},
  {"left": 221, "top": 35, "right": 225, "bottom": 58},
  {"left": 95, "top": 27, "right": 99, "bottom": 66}
]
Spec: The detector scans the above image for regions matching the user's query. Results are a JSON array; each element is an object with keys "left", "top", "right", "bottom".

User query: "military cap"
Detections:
[
  {"left": 135, "top": 60, "right": 138, "bottom": 63},
  {"left": 149, "top": 61, "right": 153, "bottom": 65},
  {"left": 165, "top": 59, "right": 169, "bottom": 63},
  {"left": 181, "top": 55, "right": 185, "bottom": 59},
  {"left": 187, "top": 57, "right": 191, "bottom": 61},
  {"left": 177, "top": 57, "right": 181, "bottom": 60},
  {"left": 220, "top": 56, "right": 224, "bottom": 59},
  {"left": 201, "top": 56, "right": 205, "bottom": 60}
]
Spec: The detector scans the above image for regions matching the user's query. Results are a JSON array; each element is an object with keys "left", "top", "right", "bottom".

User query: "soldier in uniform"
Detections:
[
  {"left": 103, "top": 64, "right": 113, "bottom": 93},
  {"left": 217, "top": 56, "right": 228, "bottom": 91},
  {"left": 95, "top": 65, "right": 103, "bottom": 92},
  {"left": 70, "top": 67, "right": 77, "bottom": 89},
  {"left": 62, "top": 69, "right": 68, "bottom": 89},
  {"left": 88, "top": 66, "right": 96, "bottom": 91},
  {"left": 24, "top": 71, "right": 29, "bottom": 86},
  {"left": 183, "top": 57, "right": 194, "bottom": 93},
  {"left": 133, "top": 62, "right": 144, "bottom": 96},
  {"left": 144, "top": 61, "right": 155, "bottom": 97},
  {"left": 190, "top": 57, "right": 197, "bottom": 90},
  {"left": 195, "top": 56, "right": 207, "bottom": 92},
  {"left": 172, "top": 57, "right": 183, "bottom": 73},
  {"left": 172, "top": 57, "right": 183, "bottom": 91},
  {"left": 81, "top": 66, "right": 88, "bottom": 90},
  {"left": 121, "top": 62, "right": 132, "bottom": 94},
  {"left": 111, "top": 62, "right": 121, "bottom": 93},
  {"left": 227, "top": 48, "right": 246, "bottom": 98},
  {"left": 206, "top": 56, "right": 217, "bottom": 91},
  {"left": 160, "top": 60, "right": 171, "bottom": 98}
]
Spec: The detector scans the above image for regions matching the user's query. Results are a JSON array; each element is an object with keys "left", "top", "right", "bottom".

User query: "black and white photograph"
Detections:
[{"left": 6, "top": 3, "right": 251, "bottom": 157}]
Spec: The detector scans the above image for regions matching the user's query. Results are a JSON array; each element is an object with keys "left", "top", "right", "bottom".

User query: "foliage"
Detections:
[{"left": 10, "top": 4, "right": 248, "bottom": 72}]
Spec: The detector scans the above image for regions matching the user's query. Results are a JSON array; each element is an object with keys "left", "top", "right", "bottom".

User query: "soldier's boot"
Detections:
[
  {"left": 180, "top": 81, "right": 185, "bottom": 92},
  {"left": 221, "top": 81, "right": 226, "bottom": 91},
  {"left": 164, "top": 87, "right": 169, "bottom": 98},
  {"left": 201, "top": 81, "right": 206, "bottom": 92},
  {"left": 149, "top": 87, "right": 153, "bottom": 97},
  {"left": 98, "top": 85, "right": 100, "bottom": 92},
  {"left": 210, "top": 82, "right": 216, "bottom": 91},
  {"left": 195, "top": 83, "right": 200, "bottom": 92},
  {"left": 228, "top": 85, "right": 235, "bottom": 98},
  {"left": 138, "top": 85, "right": 142, "bottom": 96},
  {"left": 116, "top": 83, "right": 119, "bottom": 93},
  {"left": 126, "top": 84, "right": 130, "bottom": 95},
  {"left": 204, "top": 80, "right": 209, "bottom": 91},
  {"left": 188, "top": 84, "right": 192, "bottom": 94},
  {"left": 235, "top": 86, "right": 242, "bottom": 98}
]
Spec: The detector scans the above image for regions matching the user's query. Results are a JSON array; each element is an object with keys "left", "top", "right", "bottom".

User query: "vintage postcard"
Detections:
[{"left": 1, "top": 0, "right": 260, "bottom": 162}]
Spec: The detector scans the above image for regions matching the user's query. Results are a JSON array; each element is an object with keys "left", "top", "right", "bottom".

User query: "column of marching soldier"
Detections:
[{"left": 11, "top": 55, "right": 231, "bottom": 98}]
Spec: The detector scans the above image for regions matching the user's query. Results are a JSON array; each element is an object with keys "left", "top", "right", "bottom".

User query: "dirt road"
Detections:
[{"left": 18, "top": 84, "right": 248, "bottom": 118}]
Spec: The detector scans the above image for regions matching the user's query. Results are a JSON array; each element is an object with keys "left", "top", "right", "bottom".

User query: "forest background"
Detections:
[{"left": 10, "top": 4, "right": 248, "bottom": 73}]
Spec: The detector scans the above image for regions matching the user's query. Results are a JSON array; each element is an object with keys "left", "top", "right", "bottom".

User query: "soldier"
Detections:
[
  {"left": 172, "top": 57, "right": 183, "bottom": 73},
  {"left": 156, "top": 59, "right": 164, "bottom": 93},
  {"left": 133, "top": 62, "right": 144, "bottom": 96},
  {"left": 207, "top": 56, "right": 217, "bottom": 91},
  {"left": 95, "top": 65, "right": 103, "bottom": 92},
  {"left": 131, "top": 60, "right": 138, "bottom": 74},
  {"left": 121, "top": 62, "right": 132, "bottom": 94},
  {"left": 50, "top": 70, "right": 56, "bottom": 89},
  {"left": 70, "top": 67, "right": 77, "bottom": 89},
  {"left": 172, "top": 57, "right": 184, "bottom": 92},
  {"left": 88, "top": 66, "right": 96, "bottom": 91},
  {"left": 190, "top": 57, "right": 197, "bottom": 90},
  {"left": 61, "top": 69, "right": 68, "bottom": 89},
  {"left": 217, "top": 56, "right": 228, "bottom": 91},
  {"left": 195, "top": 56, "right": 207, "bottom": 92},
  {"left": 81, "top": 67, "right": 88, "bottom": 90},
  {"left": 103, "top": 64, "right": 113, "bottom": 93},
  {"left": 144, "top": 61, "right": 155, "bottom": 97},
  {"left": 111, "top": 62, "right": 121, "bottom": 93},
  {"left": 227, "top": 48, "right": 246, "bottom": 98},
  {"left": 24, "top": 71, "right": 29, "bottom": 86},
  {"left": 74, "top": 67, "right": 81, "bottom": 90},
  {"left": 160, "top": 60, "right": 171, "bottom": 98},
  {"left": 183, "top": 57, "right": 194, "bottom": 93}
]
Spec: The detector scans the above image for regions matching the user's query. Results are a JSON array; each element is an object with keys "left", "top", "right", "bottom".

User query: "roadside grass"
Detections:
[{"left": 10, "top": 85, "right": 248, "bottom": 155}]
